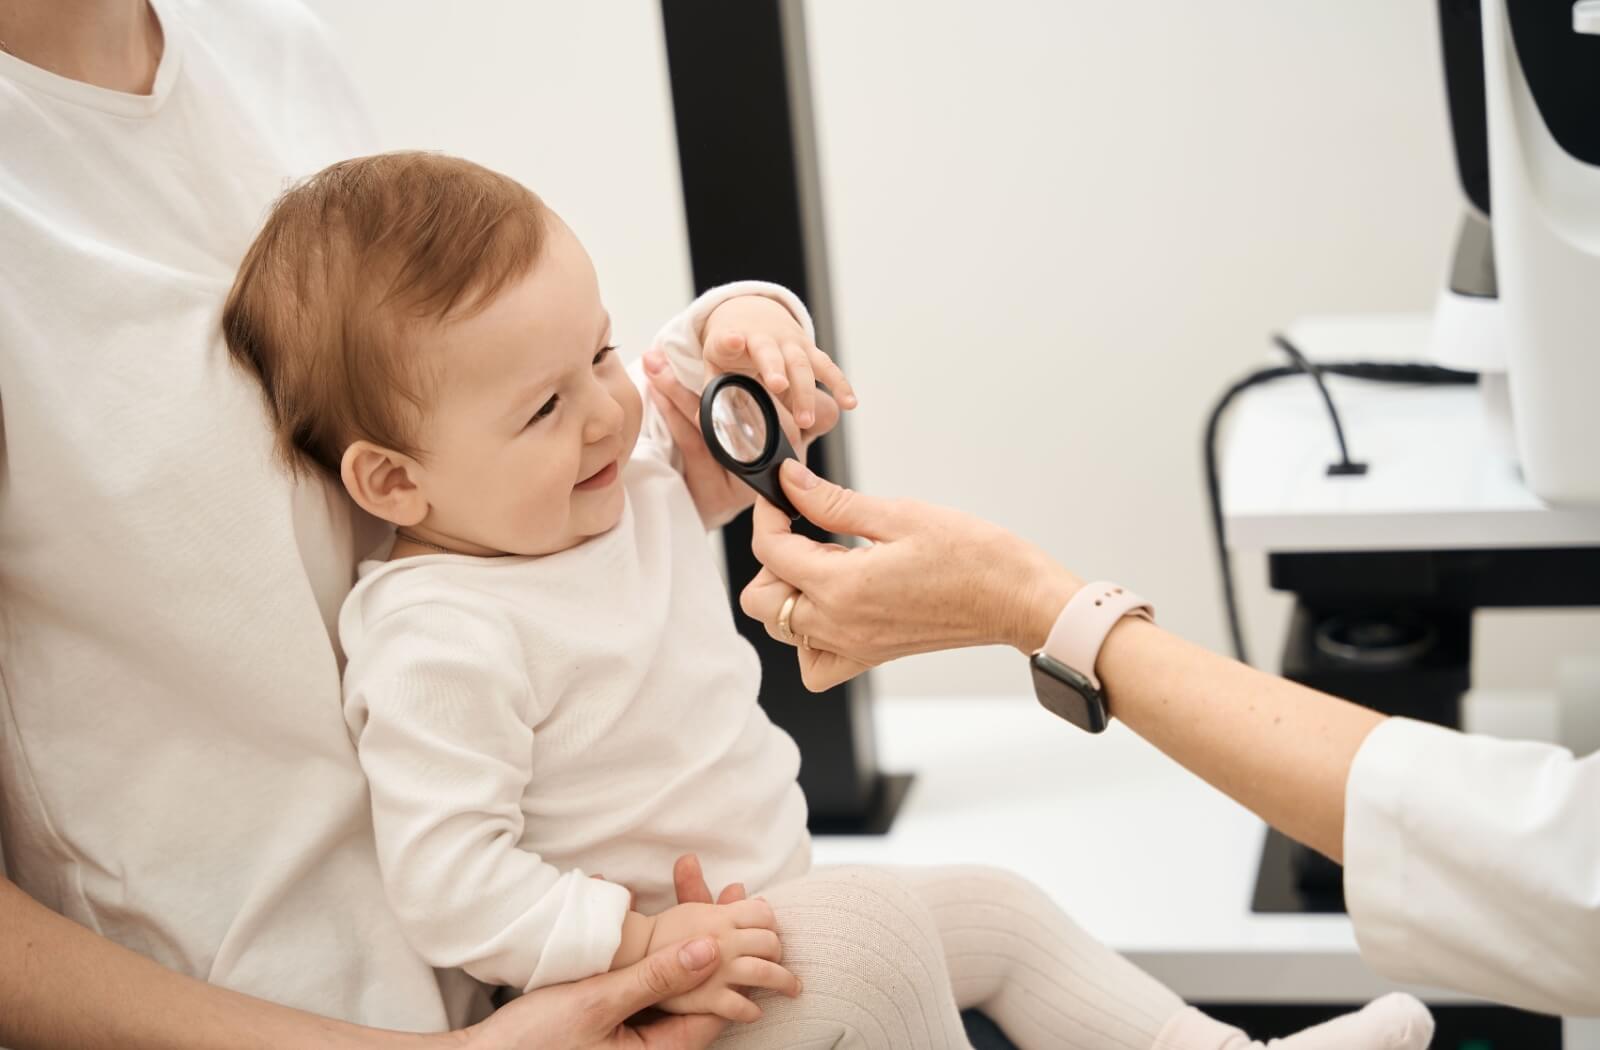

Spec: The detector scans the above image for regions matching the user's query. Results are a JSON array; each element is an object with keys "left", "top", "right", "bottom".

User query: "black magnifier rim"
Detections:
[
  {"left": 700, "top": 373, "right": 780, "bottom": 470},
  {"left": 698, "top": 372, "right": 801, "bottom": 520}
]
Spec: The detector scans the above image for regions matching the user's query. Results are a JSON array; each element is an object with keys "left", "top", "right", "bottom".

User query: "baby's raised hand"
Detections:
[
  {"left": 647, "top": 897, "right": 799, "bottom": 1023},
  {"left": 702, "top": 295, "right": 858, "bottom": 431}
]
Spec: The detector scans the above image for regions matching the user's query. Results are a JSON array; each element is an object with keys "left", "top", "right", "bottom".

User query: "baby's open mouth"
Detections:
[{"left": 575, "top": 460, "right": 619, "bottom": 491}]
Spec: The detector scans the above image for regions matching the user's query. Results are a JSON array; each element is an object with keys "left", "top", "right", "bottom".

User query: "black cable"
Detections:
[
  {"left": 1205, "top": 364, "right": 1299, "bottom": 665},
  {"left": 1204, "top": 346, "right": 1477, "bottom": 665},
  {"left": 1272, "top": 335, "right": 1366, "bottom": 476}
]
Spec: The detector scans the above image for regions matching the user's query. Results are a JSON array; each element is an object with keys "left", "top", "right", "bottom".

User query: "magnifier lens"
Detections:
[
  {"left": 710, "top": 385, "right": 769, "bottom": 465},
  {"left": 698, "top": 373, "right": 803, "bottom": 522}
]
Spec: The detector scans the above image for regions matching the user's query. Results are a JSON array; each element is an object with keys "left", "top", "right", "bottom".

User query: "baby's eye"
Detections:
[
  {"left": 593, "top": 344, "right": 617, "bottom": 366},
  {"left": 527, "top": 395, "right": 559, "bottom": 427}
]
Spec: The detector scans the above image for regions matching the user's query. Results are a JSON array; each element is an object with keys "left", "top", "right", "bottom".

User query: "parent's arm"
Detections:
[
  {"left": 0, "top": 873, "right": 434, "bottom": 1049},
  {"left": 742, "top": 462, "right": 1379, "bottom": 861},
  {"left": 0, "top": 872, "right": 729, "bottom": 1050}
]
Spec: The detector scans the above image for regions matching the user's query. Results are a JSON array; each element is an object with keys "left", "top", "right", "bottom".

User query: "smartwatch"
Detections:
[{"left": 1030, "top": 582, "right": 1153, "bottom": 733}]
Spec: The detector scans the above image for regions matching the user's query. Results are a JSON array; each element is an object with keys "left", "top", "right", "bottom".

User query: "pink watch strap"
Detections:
[{"left": 1040, "top": 581, "right": 1154, "bottom": 691}]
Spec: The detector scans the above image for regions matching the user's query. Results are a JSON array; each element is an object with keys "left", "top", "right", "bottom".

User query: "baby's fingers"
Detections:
[
  {"left": 704, "top": 331, "right": 749, "bottom": 371},
  {"left": 728, "top": 957, "right": 802, "bottom": 998},
  {"left": 747, "top": 334, "right": 788, "bottom": 392},
  {"left": 710, "top": 988, "right": 763, "bottom": 1024},
  {"left": 727, "top": 897, "right": 778, "bottom": 931},
  {"left": 729, "top": 927, "right": 783, "bottom": 964},
  {"left": 780, "top": 341, "right": 817, "bottom": 428},
  {"left": 809, "top": 347, "right": 857, "bottom": 409},
  {"left": 644, "top": 350, "right": 701, "bottom": 423}
]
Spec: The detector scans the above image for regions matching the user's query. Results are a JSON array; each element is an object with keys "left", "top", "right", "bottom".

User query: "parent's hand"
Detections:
[
  {"left": 458, "top": 937, "right": 727, "bottom": 1050},
  {"left": 741, "top": 461, "right": 1083, "bottom": 692},
  {"left": 456, "top": 856, "right": 750, "bottom": 1050},
  {"left": 672, "top": 853, "right": 750, "bottom": 908}
]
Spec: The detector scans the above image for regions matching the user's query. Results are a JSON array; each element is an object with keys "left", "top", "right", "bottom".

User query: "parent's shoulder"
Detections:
[{"left": 166, "top": 0, "right": 338, "bottom": 53}]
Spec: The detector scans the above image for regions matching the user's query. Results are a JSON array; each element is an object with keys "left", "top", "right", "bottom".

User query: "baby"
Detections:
[{"left": 224, "top": 151, "right": 1432, "bottom": 1050}]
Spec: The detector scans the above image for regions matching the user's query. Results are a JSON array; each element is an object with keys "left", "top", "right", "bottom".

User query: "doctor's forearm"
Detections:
[
  {"left": 1092, "top": 618, "right": 1385, "bottom": 862},
  {"left": 0, "top": 876, "right": 441, "bottom": 1050}
]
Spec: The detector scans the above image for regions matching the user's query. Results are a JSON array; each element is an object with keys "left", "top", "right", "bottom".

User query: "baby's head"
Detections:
[{"left": 224, "top": 151, "right": 641, "bottom": 557}]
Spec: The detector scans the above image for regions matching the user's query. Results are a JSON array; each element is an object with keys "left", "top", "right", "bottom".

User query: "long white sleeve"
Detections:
[
  {"left": 1344, "top": 717, "right": 1600, "bottom": 1015},
  {"left": 342, "top": 599, "right": 631, "bottom": 992},
  {"left": 635, "top": 280, "right": 815, "bottom": 463}
]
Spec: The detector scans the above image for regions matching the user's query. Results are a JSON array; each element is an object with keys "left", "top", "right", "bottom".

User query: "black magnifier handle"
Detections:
[{"left": 698, "top": 373, "right": 804, "bottom": 520}]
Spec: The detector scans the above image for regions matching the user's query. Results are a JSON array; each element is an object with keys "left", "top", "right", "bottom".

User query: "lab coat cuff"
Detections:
[
  {"left": 1343, "top": 716, "right": 1442, "bottom": 986},
  {"left": 652, "top": 281, "right": 816, "bottom": 394}
]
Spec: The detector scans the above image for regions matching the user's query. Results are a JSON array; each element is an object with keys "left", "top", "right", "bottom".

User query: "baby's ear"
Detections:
[{"left": 341, "top": 441, "right": 427, "bottom": 527}]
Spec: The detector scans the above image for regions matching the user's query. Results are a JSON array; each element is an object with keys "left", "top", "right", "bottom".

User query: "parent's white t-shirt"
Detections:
[{"left": 0, "top": 0, "right": 487, "bottom": 1028}]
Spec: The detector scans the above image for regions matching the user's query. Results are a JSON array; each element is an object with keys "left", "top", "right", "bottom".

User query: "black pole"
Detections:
[{"left": 659, "top": 0, "right": 908, "bottom": 833}]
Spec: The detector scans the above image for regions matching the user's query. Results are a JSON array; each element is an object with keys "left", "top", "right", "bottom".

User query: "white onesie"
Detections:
[{"left": 338, "top": 283, "right": 813, "bottom": 994}]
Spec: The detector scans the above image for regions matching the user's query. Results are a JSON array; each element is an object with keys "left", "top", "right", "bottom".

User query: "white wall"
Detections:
[
  {"left": 308, "top": 1, "right": 1593, "bottom": 701},
  {"left": 801, "top": 1, "right": 1596, "bottom": 698},
  {"left": 308, "top": 0, "right": 693, "bottom": 362}
]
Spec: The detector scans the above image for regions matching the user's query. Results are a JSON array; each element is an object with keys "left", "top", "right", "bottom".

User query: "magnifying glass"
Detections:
[{"left": 698, "top": 373, "right": 802, "bottom": 520}]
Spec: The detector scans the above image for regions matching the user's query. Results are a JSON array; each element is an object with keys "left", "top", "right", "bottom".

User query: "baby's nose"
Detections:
[{"left": 582, "top": 394, "right": 626, "bottom": 443}]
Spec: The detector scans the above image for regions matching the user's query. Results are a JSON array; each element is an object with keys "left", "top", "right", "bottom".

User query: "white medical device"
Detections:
[{"left": 1431, "top": 1, "right": 1600, "bottom": 505}]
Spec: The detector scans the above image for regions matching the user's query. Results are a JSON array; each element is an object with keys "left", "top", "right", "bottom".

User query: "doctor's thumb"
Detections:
[{"left": 779, "top": 460, "right": 898, "bottom": 541}]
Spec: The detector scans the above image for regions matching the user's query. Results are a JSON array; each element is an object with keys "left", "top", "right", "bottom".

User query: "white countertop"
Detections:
[{"left": 1220, "top": 314, "right": 1600, "bottom": 553}]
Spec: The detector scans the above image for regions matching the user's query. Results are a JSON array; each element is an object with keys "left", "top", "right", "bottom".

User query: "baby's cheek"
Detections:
[
  {"left": 615, "top": 376, "right": 645, "bottom": 461},
  {"left": 508, "top": 458, "right": 569, "bottom": 537}
]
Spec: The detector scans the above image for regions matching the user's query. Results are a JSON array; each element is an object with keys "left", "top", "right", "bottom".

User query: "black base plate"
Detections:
[
  {"left": 1253, "top": 826, "right": 1346, "bottom": 914},
  {"left": 807, "top": 772, "right": 914, "bottom": 836}
]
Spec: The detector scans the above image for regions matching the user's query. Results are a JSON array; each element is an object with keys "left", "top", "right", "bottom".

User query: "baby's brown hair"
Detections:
[{"left": 224, "top": 151, "right": 550, "bottom": 475}]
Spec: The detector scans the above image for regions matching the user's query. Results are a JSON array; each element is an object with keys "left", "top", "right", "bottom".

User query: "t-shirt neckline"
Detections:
[{"left": 0, "top": 0, "right": 183, "bottom": 118}]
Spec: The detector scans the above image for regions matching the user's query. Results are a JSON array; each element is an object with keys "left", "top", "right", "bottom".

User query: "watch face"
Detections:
[{"left": 1030, "top": 653, "right": 1109, "bottom": 733}]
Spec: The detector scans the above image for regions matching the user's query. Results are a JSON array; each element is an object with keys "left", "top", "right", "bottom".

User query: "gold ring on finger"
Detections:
[{"left": 776, "top": 593, "right": 799, "bottom": 644}]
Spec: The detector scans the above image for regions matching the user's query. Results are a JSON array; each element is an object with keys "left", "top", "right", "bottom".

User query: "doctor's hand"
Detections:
[
  {"left": 643, "top": 347, "right": 840, "bottom": 529},
  {"left": 742, "top": 461, "right": 1083, "bottom": 692},
  {"left": 457, "top": 937, "right": 729, "bottom": 1050}
]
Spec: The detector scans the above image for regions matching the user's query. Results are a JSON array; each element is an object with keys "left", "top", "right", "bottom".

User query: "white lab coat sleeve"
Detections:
[
  {"left": 634, "top": 280, "right": 815, "bottom": 466},
  {"left": 1344, "top": 716, "right": 1600, "bottom": 1015},
  {"left": 342, "top": 600, "right": 631, "bottom": 992}
]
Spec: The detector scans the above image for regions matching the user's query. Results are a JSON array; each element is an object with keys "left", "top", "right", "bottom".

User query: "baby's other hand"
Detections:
[
  {"left": 647, "top": 898, "right": 800, "bottom": 1022},
  {"left": 703, "top": 294, "right": 858, "bottom": 431}
]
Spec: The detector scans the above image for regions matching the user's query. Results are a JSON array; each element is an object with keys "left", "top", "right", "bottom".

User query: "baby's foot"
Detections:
[
  {"left": 1153, "top": 993, "right": 1434, "bottom": 1050},
  {"left": 1265, "top": 994, "right": 1434, "bottom": 1049}
]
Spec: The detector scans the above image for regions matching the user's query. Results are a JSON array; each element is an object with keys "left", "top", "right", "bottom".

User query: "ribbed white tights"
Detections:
[{"left": 709, "top": 866, "right": 1433, "bottom": 1050}]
